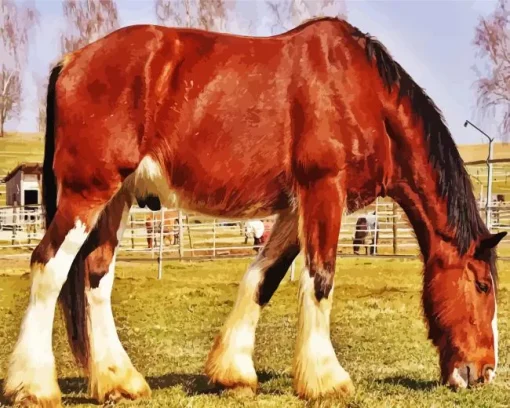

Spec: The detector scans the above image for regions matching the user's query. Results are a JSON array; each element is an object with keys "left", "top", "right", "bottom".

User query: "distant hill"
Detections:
[
  {"left": 1, "top": 132, "right": 509, "bottom": 179},
  {"left": 0, "top": 133, "right": 44, "bottom": 175},
  {"left": 457, "top": 143, "right": 510, "bottom": 164}
]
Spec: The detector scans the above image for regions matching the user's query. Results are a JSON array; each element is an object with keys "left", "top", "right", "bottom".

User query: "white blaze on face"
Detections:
[
  {"left": 490, "top": 272, "right": 498, "bottom": 379},
  {"left": 447, "top": 367, "right": 468, "bottom": 389}
]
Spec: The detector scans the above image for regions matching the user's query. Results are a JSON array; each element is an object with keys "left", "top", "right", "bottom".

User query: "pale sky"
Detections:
[{"left": 7, "top": 0, "right": 502, "bottom": 145}]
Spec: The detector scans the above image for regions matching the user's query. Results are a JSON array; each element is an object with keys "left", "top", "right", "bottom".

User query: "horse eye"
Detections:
[{"left": 476, "top": 281, "right": 490, "bottom": 294}]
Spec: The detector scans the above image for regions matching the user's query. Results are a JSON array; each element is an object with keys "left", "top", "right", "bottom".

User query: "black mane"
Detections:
[{"left": 343, "top": 22, "right": 498, "bottom": 285}]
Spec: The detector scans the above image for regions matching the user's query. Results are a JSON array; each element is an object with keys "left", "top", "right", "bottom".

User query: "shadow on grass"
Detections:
[
  {"left": 354, "top": 286, "right": 416, "bottom": 299},
  {"left": 376, "top": 376, "right": 438, "bottom": 391},
  {"left": 146, "top": 370, "right": 288, "bottom": 396},
  {"left": 0, "top": 377, "right": 93, "bottom": 406},
  {"left": 0, "top": 371, "right": 290, "bottom": 405}
]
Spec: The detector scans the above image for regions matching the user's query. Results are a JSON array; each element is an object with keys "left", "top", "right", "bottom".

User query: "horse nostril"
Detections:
[
  {"left": 483, "top": 365, "right": 494, "bottom": 374},
  {"left": 482, "top": 365, "right": 496, "bottom": 382}
]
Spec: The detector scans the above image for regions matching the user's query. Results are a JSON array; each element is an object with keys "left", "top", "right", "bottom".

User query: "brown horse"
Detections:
[
  {"left": 145, "top": 209, "right": 179, "bottom": 248},
  {"left": 3, "top": 17, "right": 506, "bottom": 407},
  {"left": 353, "top": 214, "right": 377, "bottom": 255},
  {"left": 353, "top": 216, "right": 368, "bottom": 254}
]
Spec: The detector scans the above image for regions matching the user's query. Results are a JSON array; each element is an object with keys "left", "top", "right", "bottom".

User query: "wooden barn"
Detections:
[{"left": 2, "top": 162, "right": 43, "bottom": 207}]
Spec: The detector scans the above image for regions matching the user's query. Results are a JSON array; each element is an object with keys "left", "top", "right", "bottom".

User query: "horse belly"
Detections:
[{"left": 126, "top": 155, "right": 290, "bottom": 218}]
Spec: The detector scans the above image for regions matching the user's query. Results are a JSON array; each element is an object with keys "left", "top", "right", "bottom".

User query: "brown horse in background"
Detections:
[
  {"left": 353, "top": 217, "right": 369, "bottom": 255},
  {"left": 145, "top": 209, "right": 179, "bottom": 248},
  {"left": 3, "top": 17, "right": 506, "bottom": 407}
]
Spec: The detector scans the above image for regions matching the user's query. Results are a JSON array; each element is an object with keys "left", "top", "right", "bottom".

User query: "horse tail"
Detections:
[
  {"left": 41, "top": 61, "right": 63, "bottom": 228},
  {"left": 44, "top": 58, "right": 90, "bottom": 369}
]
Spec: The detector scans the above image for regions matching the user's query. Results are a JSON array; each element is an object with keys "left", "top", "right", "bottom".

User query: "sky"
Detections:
[{"left": 7, "top": 0, "right": 503, "bottom": 146}]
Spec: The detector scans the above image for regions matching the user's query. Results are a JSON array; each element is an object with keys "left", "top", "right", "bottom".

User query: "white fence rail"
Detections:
[{"left": 2, "top": 199, "right": 510, "bottom": 259}]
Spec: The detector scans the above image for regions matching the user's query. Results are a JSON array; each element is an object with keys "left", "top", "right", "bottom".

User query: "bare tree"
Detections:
[
  {"left": 472, "top": 0, "right": 510, "bottom": 138},
  {"left": 266, "top": 0, "right": 347, "bottom": 34},
  {"left": 0, "top": 0, "right": 39, "bottom": 137},
  {"left": 34, "top": 70, "right": 49, "bottom": 132},
  {"left": 61, "top": 0, "right": 120, "bottom": 54},
  {"left": 154, "top": 0, "right": 230, "bottom": 32}
]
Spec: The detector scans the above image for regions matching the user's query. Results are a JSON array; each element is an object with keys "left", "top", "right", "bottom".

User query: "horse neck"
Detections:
[{"left": 384, "top": 114, "right": 470, "bottom": 262}]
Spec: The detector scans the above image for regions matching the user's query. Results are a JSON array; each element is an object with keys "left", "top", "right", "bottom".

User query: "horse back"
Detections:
[{"left": 51, "top": 19, "right": 386, "bottom": 218}]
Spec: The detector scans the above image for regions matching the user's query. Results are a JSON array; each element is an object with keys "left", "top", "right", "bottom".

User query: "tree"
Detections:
[
  {"left": 265, "top": 0, "right": 347, "bottom": 34},
  {"left": 34, "top": 70, "right": 49, "bottom": 132},
  {"left": 61, "top": 0, "right": 120, "bottom": 54},
  {"left": 0, "top": 0, "right": 39, "bottom": 137},
  {"left": 472, "top": 0, "right": 510, "bottom": 138},
  {"left": 154, "top": 0, "right": 230, "bottom": 32}
]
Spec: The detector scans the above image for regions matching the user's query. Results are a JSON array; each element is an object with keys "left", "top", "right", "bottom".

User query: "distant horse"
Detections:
[
  {"left": 353, "top": 212, "right": 378, "bottom": 255},
  {"left": 4, "top": 16, "right": 506, "bottom": 407},
  {"left": 244, "top": 219, "right": 270, "bottom": 252},
  {"left": 145, "top": 210, "right": 179, "bottom": 248},
  {"left": 491, "top": 194, "right": 505, "bottom": 226}
]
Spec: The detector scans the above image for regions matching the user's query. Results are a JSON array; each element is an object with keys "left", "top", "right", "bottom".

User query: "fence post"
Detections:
[
  {"left": 11, "top": 206, "right": 17, "bottom": 245},
  {"left": 130, "top": 214, "right": 135, "bottom": 249},
  {"left": 186, "top": 215, "right": 194, "bottom": 257},
  {"left": 486, "top": 138, "right": 494, "bottom": 230},
  {"left": 158, "top": 207, "right": 164, "bottom": 280},
  {"left": 213, "top": 219, "right": 216, "bottom": 257},
  {"left": 373, "top": 198, "right": 379, "bottom": 255},
  {"left": 392, "top": 201, "right": 398, "bottom": 255},
  {"left": 151, "top": 211, "right": 155, "bottom": 259},
  {"left": 27, "top": 218, "right": 31, "bottom": 245},
  {"left": 178, "top": 210, "right": 184, "bottom": 259}
]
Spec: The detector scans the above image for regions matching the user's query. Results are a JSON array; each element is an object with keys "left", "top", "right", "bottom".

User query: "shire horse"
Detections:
[{"left": 3, "top": 17, "right": 507, "bottom": 406}]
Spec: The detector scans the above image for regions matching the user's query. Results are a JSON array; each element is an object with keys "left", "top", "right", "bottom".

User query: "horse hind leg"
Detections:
[
  {"left": 205, "top": 209, "right": 300, "bottom": 393},
  {"left": 293, "top": 176, "right": 354, "bottom": 399},
  {"left": 83, "top": 190, "right": 150, "bottom": 403},
  {"left": 3, "top": 190, "right": 110, "bottom": 407}
]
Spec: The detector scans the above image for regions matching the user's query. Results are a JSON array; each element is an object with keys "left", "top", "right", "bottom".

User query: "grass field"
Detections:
[
  {"left": 0, "top": 133, "right": 44, "bottom": 175},
  {"left": 0, "top": 256, "right": 509, "bottom": 407}
]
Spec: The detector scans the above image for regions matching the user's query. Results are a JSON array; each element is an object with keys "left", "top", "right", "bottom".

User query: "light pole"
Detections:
[{"left": 464, "top": 120, "right": 494, "bottom": 228}]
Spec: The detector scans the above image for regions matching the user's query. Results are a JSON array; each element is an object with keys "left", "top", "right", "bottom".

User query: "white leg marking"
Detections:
[
  {"left": 5, "top": 220, "right": 89, "bottom": 402},
  {"left": 293, "top": 268, "right": 353, "bottom": 399},
  {"left": 205, "top": 263, "right": 263, "bottom": 388},
  {"left": 86, "top": 203, "right": 150, "bottom": 401}
]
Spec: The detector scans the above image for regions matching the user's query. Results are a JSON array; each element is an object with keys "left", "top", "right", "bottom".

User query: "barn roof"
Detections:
[{"left": 2, "top": 162, "right": 43, "bottom": 183}]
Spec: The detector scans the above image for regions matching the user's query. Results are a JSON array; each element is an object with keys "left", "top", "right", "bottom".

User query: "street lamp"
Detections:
[{"left": 463, "top": 120, "right": 494, "bottom": 228}]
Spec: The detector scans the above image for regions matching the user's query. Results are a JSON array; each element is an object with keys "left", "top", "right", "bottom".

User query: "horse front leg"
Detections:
[
  {"left": 205, "top": 210, "right": 300, "bottom": 393},
  {"left": 293, "top": 176, "right": 355, "bottom": 399}
]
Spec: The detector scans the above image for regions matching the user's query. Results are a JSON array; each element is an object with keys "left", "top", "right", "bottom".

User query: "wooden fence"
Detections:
[{"left": 3, "top": 198, "right": 510, "bottom": 260}]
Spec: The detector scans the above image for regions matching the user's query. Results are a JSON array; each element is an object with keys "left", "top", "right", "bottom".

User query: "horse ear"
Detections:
[{"left": 477, "top": 232, "right": 507, "bottom": 254}]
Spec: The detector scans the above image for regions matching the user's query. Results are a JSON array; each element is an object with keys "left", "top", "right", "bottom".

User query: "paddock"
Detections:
[
  {"left": 0, "top": 255, "right": 508, "bottom": 407},
  {"left": 2, "top": 14, "right": 509, "bottom": 406}
]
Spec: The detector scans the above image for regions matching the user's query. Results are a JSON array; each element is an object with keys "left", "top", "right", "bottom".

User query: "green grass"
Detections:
[
  {"left": 0, "top": 133, "right": 44, "bottom": 175},
  {"left": 0, "top": 256, "right": 509, "bottom": 407}
]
